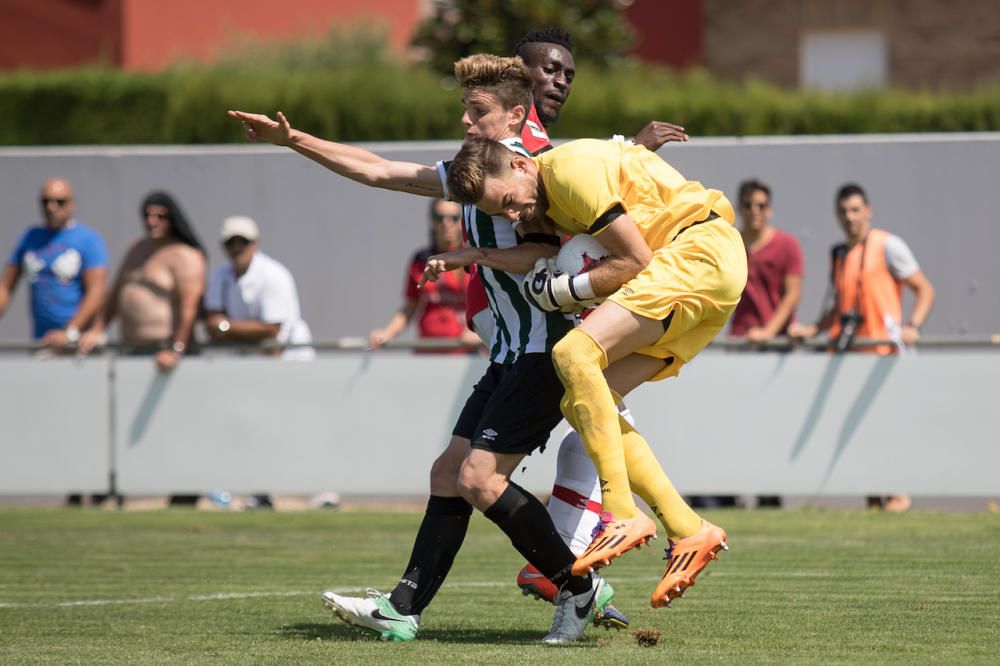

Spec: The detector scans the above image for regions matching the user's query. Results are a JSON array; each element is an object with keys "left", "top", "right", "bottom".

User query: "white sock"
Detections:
[{"left": 547, "top": 402, "right": 636, "bottom": 555}]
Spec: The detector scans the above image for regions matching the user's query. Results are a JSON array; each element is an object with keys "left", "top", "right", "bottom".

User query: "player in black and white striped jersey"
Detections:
[{"left": 230, "top": 54, "right": 617, "bottom": 644}]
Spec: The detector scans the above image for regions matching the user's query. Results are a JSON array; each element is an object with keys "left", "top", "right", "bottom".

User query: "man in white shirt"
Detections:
[{"left": 204, "top": 216, "right": 314, "bottom": 360}]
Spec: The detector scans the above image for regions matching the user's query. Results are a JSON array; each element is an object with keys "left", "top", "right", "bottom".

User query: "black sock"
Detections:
[
  {"left": 389, "top": 495, "right": 472, "bottom": 616},
  {"left": 483, "top": 482, "right": 591, "bottom": 595}
]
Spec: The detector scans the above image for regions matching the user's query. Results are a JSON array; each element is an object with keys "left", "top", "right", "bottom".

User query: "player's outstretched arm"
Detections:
[
  {"left": 632, "top": 120, "right": 689, "bottom": 152},
  {"left": 420, "top": 241, "right": 558, "bottom": 287},
  {"left": 228, "top": 110, "right": 443, "bottom": 198}
]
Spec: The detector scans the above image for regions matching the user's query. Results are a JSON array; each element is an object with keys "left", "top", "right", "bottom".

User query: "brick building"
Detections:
[{"left": 702, "top": 0, "right": 1000, "bottom": 90}]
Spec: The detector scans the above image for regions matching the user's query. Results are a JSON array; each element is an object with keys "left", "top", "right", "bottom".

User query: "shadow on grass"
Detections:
[{"left": 280, "top": 623, "right": 562, "bottom": 645}]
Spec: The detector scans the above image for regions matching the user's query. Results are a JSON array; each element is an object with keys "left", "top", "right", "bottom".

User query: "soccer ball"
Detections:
[{"left": 555, "top": 234, "right": 609, "bottom": 275}]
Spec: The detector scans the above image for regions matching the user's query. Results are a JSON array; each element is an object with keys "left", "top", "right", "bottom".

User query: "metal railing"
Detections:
[{"left": 2, "top": 334, "right": 999, "bottom": 355}]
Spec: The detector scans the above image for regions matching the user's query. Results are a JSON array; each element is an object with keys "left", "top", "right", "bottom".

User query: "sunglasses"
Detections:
[
  {"left": 40, "top": 197, "right": 70, "bottom": 207},
  {"left": 741, "top": 202, "right": 769, "bottom": 211},
  {"left": 223, "top": 236, "right": 252, "bottom": 248},
  {"left": 432, "top": 213, "right": 462, "bottom": 223},
  {"left": 145, "top": 211, "right": 171, "bottom": 220}
]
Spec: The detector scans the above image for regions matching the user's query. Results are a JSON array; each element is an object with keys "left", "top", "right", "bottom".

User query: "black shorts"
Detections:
[{"left": 452, "top": 353, "right": 565, "bottom": 455}]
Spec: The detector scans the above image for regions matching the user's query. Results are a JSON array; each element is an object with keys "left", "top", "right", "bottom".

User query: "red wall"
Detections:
[
  {"left": 119, "top": 0, "right": 421, "bottom": 71},
  {"left": 0, "top": 0, "right": 121, "bottom": 70},
  {"left": 625, "top": 0, "right": 704, "bottom": 69},
  {"left": 0, "top": 0, "right": 421, "bottom": 72},
  {"left": 0, "top": 0, "right": 701, "bottom": 73}
]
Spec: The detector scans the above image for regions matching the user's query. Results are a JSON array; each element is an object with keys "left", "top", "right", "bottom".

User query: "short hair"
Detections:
[
  {"left": 514, "top": 27, "right": 574, "bottom": 59},
  {"left": 836, "top": 183, "right": 868, "bottom": 205},
  {"left": 454, "top": 54, "right": 532, "bottom": 113},
  {"left": 446, "top": 138, "right": 513, "bottom": 205},
  {"left": 738, "top": 179, "right": 771, "bottom": 205}
]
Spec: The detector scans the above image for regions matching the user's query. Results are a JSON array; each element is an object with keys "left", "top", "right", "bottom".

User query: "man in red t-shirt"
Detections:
[
  {"left": 370, "top": 199, "right": 478, "bottom": 354},
  {"left": 729, "top": 179, "right": 804, "bottom": 342}
]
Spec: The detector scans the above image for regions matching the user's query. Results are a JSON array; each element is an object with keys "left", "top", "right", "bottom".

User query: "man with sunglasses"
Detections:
[
  {"left": 369, "top": 199, "right": 478, "bottom": 353},
  {"left": 204, "top": 215, "right": 314, "bottom": 361},
  {"left": 0, "top": 178, "right": 108, "bottom": 350}
]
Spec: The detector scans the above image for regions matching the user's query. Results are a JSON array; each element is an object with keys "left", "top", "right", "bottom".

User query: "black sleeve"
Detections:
[
  {"left": 518, "top": 233, "right": 561, "bottom": 247},
  {"left": 590, "top": 203, "right": 626, "bottom": 234}
]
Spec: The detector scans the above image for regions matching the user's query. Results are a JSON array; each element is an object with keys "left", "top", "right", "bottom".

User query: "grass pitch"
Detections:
[{"left": 1, "top": 507, "right": 998, "bottom": 664}]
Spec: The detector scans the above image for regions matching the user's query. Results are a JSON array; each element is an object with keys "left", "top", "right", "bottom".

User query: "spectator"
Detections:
[
  {"left": 369, "top": 199, "right": 479, "bottom": 353},
  {"left": 0, "top": 178, "right": 108, "bottom": 350},
  {"left": 79, "top": 191, "right": 206, "bottom": 373},
  {"left": 204, "top": 215, "right": 314, "bottom": 361},
  {"left": 789, "top": 183, "right": 935, "bottom": 513},
  {"left": 788, "top": 183, "right": 935, "bottom": 353},
  {"left": 729, "top": 179, "right": 804, "bottom": 344},
  {"left": 204, "top": 215, "right": 314, "bottom": 509}
]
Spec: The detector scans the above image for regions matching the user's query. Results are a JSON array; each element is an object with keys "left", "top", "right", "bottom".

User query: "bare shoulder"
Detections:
[
  {"left": 164, "top": 244, "right": 207, "bottom": 276},
  {"left": 167, "top": 243, "right": 206, "bottom": 262}
]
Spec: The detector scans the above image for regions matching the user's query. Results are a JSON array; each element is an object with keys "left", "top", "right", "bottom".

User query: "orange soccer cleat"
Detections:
[
  {"left": 571, "top": 511, "right": 657, "bottom": 576},
  {"left": 651, "top": 520, "right": 728, "bottom": 608},
  {"left": 516, "top": 563, "right": 559, "bottom": 603}
]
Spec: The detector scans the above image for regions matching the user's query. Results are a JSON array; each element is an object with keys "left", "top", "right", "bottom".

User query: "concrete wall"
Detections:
[
  {"left": 2, "top": 134, "right": 999, "bottom": 345},
  {"left": 1, "top": 351, "right": 998, "bottom": 497}
]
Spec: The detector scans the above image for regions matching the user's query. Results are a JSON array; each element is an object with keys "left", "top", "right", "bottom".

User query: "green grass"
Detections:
[{"left": 1, "top": 508, "right": 998, "bottom": 664}]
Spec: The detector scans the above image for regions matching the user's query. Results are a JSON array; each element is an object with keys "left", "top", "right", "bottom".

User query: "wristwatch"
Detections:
[
  {"left": 171, "top": 341, "right": 186, "bottom": 354},
  {"left": 217, "top": 319, "right": 231, "bottom": 334},
  {"left": 65, "top": 326, "right": 81, "bottom": 343}
]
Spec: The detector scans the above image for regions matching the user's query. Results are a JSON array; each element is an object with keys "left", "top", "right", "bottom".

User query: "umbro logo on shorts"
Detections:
[{"left": 481, "top": 428, "right": 498, "bottom": 440}]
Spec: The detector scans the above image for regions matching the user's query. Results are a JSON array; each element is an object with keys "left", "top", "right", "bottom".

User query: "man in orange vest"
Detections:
[
  {"left": 790, "top": 183, "right": 934, "bottom": 354},
  {"left": 789, "top": 182, "right": 935, "bottom": 512}
]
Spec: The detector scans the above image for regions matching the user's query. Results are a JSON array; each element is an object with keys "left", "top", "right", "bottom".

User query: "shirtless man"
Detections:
[{"left": 79, "top": 191, "right": 206, "bottom": 372}]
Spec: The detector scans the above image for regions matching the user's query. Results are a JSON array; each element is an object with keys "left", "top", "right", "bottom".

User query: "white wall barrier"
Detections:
[{"left": 1, "top": 351, "right": 998, "bottom": 496}]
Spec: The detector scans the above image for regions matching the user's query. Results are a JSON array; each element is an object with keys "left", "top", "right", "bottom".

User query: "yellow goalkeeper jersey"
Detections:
[{"left": 533, "top": 139, "right": 734, "bottom": 248}]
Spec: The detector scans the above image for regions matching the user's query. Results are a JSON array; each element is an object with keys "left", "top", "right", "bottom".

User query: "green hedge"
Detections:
[{"left": 2, "top": 62, "right": 999, "bottom": 145}]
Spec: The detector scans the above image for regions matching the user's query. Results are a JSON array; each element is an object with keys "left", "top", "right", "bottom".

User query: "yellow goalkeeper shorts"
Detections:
[{"left": 606, "top": 217, "right": 748, "bottom": 381}]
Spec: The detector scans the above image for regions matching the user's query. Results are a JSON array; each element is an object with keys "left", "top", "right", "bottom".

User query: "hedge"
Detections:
[{"left": 2, "top": 62, "right": 998, "bottom": 145}]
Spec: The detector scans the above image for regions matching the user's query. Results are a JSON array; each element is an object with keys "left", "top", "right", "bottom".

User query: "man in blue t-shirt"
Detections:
[{"left": 0, "top": 178, "right": 109, "bottom": 347}]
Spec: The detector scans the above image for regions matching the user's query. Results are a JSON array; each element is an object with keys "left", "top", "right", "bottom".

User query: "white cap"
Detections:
[{"left": 220, "top": 215, "right": 259, "bottom": 242}]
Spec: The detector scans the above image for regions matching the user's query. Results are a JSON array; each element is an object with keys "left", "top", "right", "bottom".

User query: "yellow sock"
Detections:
[
  {"left": 619, "top": 413, "right": 702, "bottom": 539},
  {"left": 552, "top": 328, "right": 638, "bottom": 519}
]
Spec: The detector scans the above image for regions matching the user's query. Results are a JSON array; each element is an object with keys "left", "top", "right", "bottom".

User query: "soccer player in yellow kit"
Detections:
[{"left": 446, "top": 137, "right": 748, "bottom": 608}]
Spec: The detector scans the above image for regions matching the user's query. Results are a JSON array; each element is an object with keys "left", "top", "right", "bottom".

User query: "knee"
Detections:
[
  {"left": 429, "top": 440, "right": 466, "bottom": 493},
  {"left": 551, "top": 334, "right": 575, "bottom": 377},
  {"left": 559, "top": 391, "right": 575, "bottom": 423},
  {"left": 456, "top": 463, "right": 483, "bottom": 505},
  {"left": 552, "top": 329, "right": 605, "bottom": 382}
]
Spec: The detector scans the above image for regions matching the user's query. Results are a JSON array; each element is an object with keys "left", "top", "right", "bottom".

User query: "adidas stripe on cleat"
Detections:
[
  {"left": 571, "top": 511, "right": 657, "bottom": 576},
  {"left": 651, "top": 520, "right": 728, "bottom": 608}
]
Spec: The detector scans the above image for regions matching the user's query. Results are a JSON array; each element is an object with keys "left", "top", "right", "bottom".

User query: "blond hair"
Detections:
[
  {"left": 454, "top": 54, "right": 532, "bottom": 113},
  {"left": 446, "top": 137, "right": 514, "bottom": 205}
]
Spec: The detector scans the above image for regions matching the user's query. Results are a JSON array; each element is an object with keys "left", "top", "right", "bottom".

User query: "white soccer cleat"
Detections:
[
  {"left": 321, "top": 588, "right": 419, "bottom": 641},
  {"left": 541, "top": 575, "right": 605, "bottom": 645}
]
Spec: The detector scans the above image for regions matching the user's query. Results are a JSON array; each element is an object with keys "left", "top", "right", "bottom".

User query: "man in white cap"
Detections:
[{"left": 204, "top": 215, "right": 314, "bottom": 360}]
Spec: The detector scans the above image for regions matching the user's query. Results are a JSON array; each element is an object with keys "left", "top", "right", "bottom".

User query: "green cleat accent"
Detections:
[
  {"left": 592, "top": 579, "right": 629, "bottom": 630},
  {"left": 322, "top": 589, "right": 419, "bottom": 642}
]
